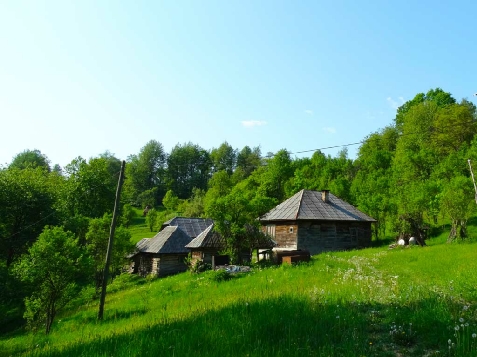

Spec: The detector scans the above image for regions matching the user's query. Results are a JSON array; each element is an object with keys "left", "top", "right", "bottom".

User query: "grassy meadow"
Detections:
[{"left": 2, "top": 223, "right": 477, "bottom": 356}]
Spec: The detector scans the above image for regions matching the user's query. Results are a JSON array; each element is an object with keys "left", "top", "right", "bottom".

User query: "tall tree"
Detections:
[
  {"left": 167, "top": 142, "right": 212, "bottom": 199},
  {"left": 210, "top": 142, "right": 237, "bottom": 175},
  {"left": 236, "top": 146, "right": 262, "bottom": 178},
  {"left": 124, "top": 140, "right": 167, "bottom": 206},
  {"left": 9, "top": 149, "right": 51, "bottom": 172}
]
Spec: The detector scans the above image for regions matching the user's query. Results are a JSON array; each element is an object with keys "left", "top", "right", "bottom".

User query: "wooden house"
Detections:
[
  {"left": 131, "top": 217, "right": 213, "bottom": 276},
  {"left": 259, "top": 190, "right": 375, "bottom": 255}
]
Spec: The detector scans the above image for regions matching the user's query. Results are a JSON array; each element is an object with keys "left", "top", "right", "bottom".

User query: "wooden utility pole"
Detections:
[
  {"left": 98, "top": 160, "right": 125, "bottom": 320},
  {"left": 467, "top": 159, "right": 477, "bottom": 204}
]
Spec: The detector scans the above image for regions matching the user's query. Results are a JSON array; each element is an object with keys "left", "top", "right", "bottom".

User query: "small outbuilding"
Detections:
[
  {"left": 259, "top": 189, "right": 376, "bottom": 255},
  {"left": 131, "top": 226, "right": 192, "bottom": 276}
]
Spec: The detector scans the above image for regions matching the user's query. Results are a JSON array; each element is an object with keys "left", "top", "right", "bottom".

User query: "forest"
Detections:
[{"left": 1, "top": 87, "right": 477, "bottom": 335}]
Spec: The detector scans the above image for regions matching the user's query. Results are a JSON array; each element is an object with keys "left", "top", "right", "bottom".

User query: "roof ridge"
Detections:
[{"left": 295, "top": 189, "right": 305, "bottom": 219}]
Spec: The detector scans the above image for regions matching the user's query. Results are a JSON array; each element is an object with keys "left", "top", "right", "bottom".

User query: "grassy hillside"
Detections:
[{"left": 2, "top": 237, "right": 477, "bottom": 356}]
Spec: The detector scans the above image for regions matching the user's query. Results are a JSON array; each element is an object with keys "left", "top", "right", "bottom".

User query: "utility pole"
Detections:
[
  {"left": 98, "top": 160, "right": 125, "bottom": 320},
  {"left": 467, "top": 159, "right": 477, "bottom": 204}
]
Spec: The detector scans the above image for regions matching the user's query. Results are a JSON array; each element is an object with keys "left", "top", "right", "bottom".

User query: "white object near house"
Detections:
[
  {"left": 398, "top": 238, "right": 405, "bottom": 246},
  {"left": 409, "top": 237, "right": 417, "bottom": 245}
]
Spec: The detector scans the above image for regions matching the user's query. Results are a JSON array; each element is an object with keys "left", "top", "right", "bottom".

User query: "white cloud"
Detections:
[
  {"left": 386, "top": 96, "right": 405, "bottom": 109},
  {"left": 322, "top": 127, "right": 336, "bottom": 134},
  {"left": 304, "top": 109, "right": 313, "bottom": 115},
  {"left": 241, "top": 120, "right": 267, "bottom": 128}
]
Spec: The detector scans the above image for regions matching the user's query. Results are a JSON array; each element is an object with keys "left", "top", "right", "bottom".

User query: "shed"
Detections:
[{"left": 131, "top": 226, "right": 192, "bottom": 276}]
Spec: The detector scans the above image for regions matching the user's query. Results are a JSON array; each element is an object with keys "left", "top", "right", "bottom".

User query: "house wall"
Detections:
[
  {"left": 156, "top": 254, "right": 188, "bottom": 276},
  {"left": 262, "top": 223, "right": 298, "bottom": 250},
  {"left": 296, "top": 221, "right": 371, "bottom": 255},
  {"left": 189, "top": 249, "right": 217, "bottom": 267},
  {"left": 135, "top": 253, "right": 188, "bottom": 276}
]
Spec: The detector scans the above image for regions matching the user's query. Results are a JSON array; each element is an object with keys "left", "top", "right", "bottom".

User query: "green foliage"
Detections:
[
  {"left": 145, "top": 208, "right": 158, "bottom": 232},
  {"left": 210, "top": 141, "right": 237, "bottom": 175},
  {"left": 137, "top": 187, "right": 158, "bottom": 209},
  {"left": 13, "top": 226, "right": 92, "bottom": 334},
  {"left": 166, "top": 142, "right": 212, "bottom": 199},
  {"left": 121, "top": 204, "right": 135, "bottom": 228},
  {"left": 207, "top": 269, "right": 234, "bottom": 282},
  {"left": 123, "top": 140, "right": 167, "bottom": 206},
  {"left": 0, "top": 167, "right": 58, "bottom": 266},
  {"left": 62, "top": 156, "right": 118, "bottom": 219},
  {"left": 162, "top": 190, "right": 179, "bottom": 211},
  {"left": 9, "top": 149, "right": 51, "bottom": 172},
  {"left": 85, "top": 214, "right": 134, "bottom": 288}
]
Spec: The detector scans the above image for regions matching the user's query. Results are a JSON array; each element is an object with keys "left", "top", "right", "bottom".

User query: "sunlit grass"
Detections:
[{"left": 2, "top": 235, "right": 477, "bottom": 357}]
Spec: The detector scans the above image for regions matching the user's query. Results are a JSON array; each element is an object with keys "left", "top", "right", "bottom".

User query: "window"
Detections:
[
  {"left": 266, "top": 224, "right": 276, "bottom": 237},
  {"left": 289, "top": 227, "right": 294, "bottom": 233}
]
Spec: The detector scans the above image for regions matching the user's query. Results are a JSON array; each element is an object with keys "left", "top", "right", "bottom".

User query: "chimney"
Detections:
[{"left": 321, "top": 190, "right": 329, "bottom": 203}]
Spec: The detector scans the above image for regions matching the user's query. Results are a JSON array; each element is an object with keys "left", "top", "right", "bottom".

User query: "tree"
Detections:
[
  {"left": 258, "top": 149, "right": 294, "bottom": 201},
  {"left": 85, "top": 214, "right": 133, "bottom": 289},
  {"left": 9, "top": 149, "right": 51, "bottom": 172},
  {"left": 145, "top": 209, "right": 158, "bottom": 232},
  {"left": 162, "top": 190, "right": 179, "bottom": 211},
  {"left": 395, "top": 88, "right": 456, "bottom": 129},
  {"left": 62, "top": 157, "right": 117, "bottom": 219},
  {"left": 182, "top": 188, "right": 206, "bottom": 217},
  {"left": 236, "top": 146, "right": 262, "bottom": 178},
  {"left": 13, "top": 226, "right": 92, "bottom": 334},
  {"left": 441, "top": 176, "right": 475, "bottom": 242},
  {"left": 124, "top": 140, "right": 167, "bottom": 206},
  {"left": 210, "top": 142, "right": 237, "bottom": 175},
  {"left": 0, "top": 167, "right": 57, "bottom": 266},
  {"left": 167, "top": 142, "right": 212, "bottom": 199},
  {"left": 121, "top": 204, "right": 135, "bottom": 228}
]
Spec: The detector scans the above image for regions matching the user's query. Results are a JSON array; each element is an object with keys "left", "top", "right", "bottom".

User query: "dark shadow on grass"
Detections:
[{"left": 11, "top": 293, "right": 464, "bottom": 357}]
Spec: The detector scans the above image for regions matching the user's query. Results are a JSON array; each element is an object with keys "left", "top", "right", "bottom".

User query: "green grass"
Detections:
[
  {"left": 127, "top": 208, "right": 156, "bottom": 243},
  {"left": 3, "top": 216, "right": 477, "bottom": 357},
  {"left": 3, "top": 239, "right": 477, "bottom": 357}
]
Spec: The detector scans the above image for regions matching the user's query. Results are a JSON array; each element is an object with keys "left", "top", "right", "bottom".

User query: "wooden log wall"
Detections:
[{"left": 157, "top": 254, "right": 188, "bottom": 276}]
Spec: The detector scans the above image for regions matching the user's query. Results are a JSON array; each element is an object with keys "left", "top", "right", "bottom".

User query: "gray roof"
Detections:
[
  {"left": 135, "top": 226, "right": 192, "bottom": 254},
  {"left": 259, "top": 190, "right": 376, "bottom": 222},
  {"left": 185, "top": 224, "right": 225, "bottom": 249},
  {"left": 161, "top": 217, "right": 214, "bottom": 238}
]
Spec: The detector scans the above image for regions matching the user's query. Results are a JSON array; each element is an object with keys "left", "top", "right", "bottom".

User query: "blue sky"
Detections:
[{"left": 1, "top": 0, "right": 476, "bottom": 167}]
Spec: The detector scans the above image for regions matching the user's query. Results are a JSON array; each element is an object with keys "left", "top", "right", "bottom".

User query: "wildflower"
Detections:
[
  {"left": 336, "top": 316, "right": 340, "bottom": 319},
  {"left": 455, "top": 326, "right": 460, "bottom": 331},
  {"left": 459, "top": 318, "right": 465, "bottom": 323},
  {"left": 463, "top": 305, "right": 469, "bottom": 311},
  {"left": 472, "top": 333, "right": 477, "bottom": 339},
  {"left": 448, "top": 339, "right": 452, "bottom": 345},
  {"left": 465, "top": 323, "right": 469, "bottom": 327}
]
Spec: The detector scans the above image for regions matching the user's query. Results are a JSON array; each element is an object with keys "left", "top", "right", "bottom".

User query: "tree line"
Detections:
[{"left": 1, "top": 87, "right": 477, "bottom": 334}]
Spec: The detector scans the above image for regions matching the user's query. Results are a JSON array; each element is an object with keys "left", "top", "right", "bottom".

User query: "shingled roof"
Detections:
[
  {"left": 161, "top": 217, "right": 214, "bottom": 239},
  {"left": 185, "top": 224, "right": 225, "bottom": 249},
  {"left": 134, "top": 226, "right": 192, "bottom": 254},
  {"left": 259, "top": 190, "right": 376, "bottom": 222}
]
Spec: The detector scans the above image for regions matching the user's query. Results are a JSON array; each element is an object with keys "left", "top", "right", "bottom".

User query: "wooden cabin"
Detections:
[
  {"left": 259, "top": 190, "right": 375, "bottom": 255},
  {"left": 131, "top": 217, "right": 213, "bottom": 276}
]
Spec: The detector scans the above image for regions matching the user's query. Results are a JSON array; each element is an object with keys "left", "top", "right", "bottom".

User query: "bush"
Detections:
[{"left": 208, "top": 270, "right": 234, "bottom": 282}]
